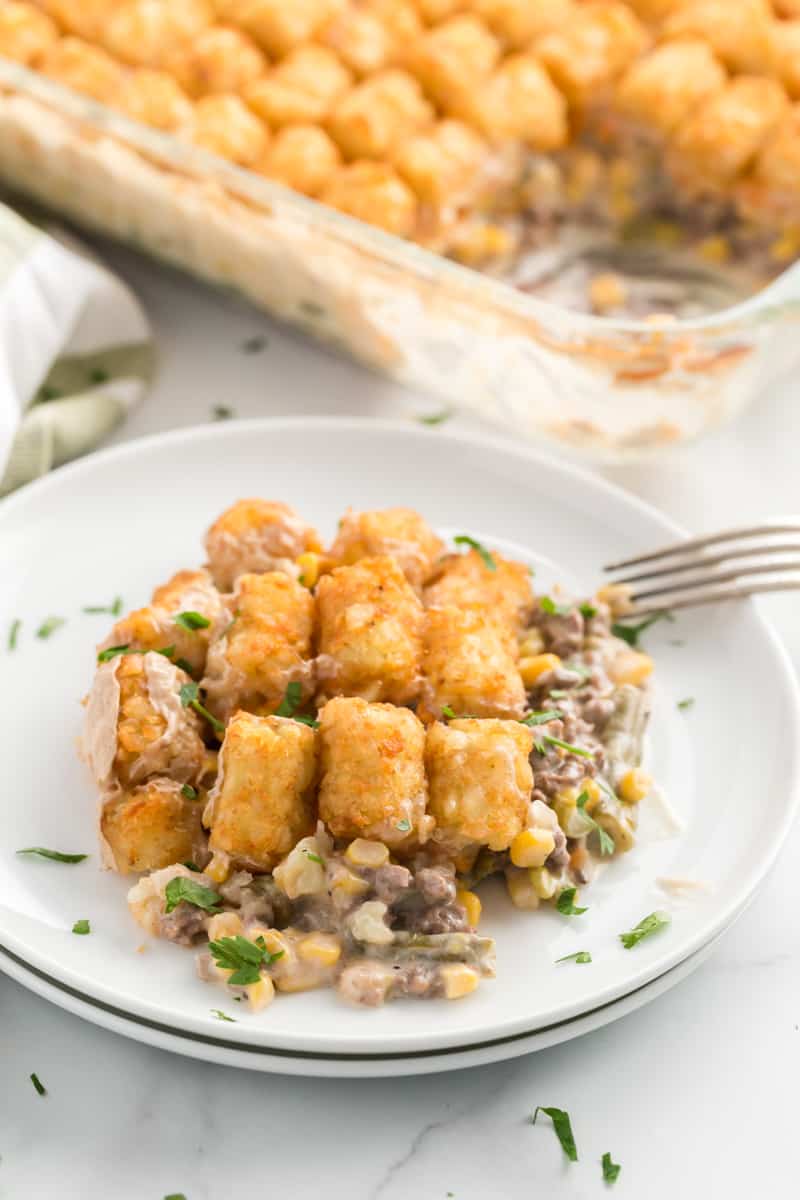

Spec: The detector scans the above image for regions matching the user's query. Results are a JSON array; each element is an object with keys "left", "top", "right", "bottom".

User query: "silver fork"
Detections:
[{"left": 604, "top": 520, "right": 800, "bottom": 616}]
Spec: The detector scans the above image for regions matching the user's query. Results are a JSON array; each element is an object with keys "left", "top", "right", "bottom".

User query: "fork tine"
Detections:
[
  {"left": 604, "top": 522, "right": 800, "bottom": 572},
  {"left": 630, "top": 559, "right": 800, "bottom": 603},
  {"left": 622, "top": 577, "right": 800, "bottom": 617},
  {"left": 616, "top": 546, "right": 800, "bottom": 588}
]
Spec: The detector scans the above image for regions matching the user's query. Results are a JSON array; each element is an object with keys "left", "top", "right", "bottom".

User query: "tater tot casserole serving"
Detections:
[{"left": 81, "top": 500, "right": 658, "bottom": 1012}]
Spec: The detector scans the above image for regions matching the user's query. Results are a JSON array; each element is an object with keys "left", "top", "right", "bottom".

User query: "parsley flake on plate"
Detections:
[
  {"left": 212, "top": 404, "right": 234, "bottom": 421},
  {"left": 179, "top": 682, "right": 225, "bottom": 735},
  {"left": 453, "top": 535, "right": 496, "bottom": 571},
  {"left": 576, "top": 791, "right": 615, "bottom": 856},
  {"left": 612, "top": 610, "right": 673, "bottom": 648},
  {"left": 8, "top": 618, "right": 21, "bottom": 650},
  {"left": 164, "top": 876, "right": 222, "bottom": 915},
  {"left": 556, "top": 887, "right": 587, "bottom": 916},
  {"left": 677, "top": 697, "right": 695, "bottom": 712},
  {"left": 72, "top": 919, "right": 91, "bottom": 935},
  {"left": 531, "top": 1106, "right": 577, "bottom": 1162},
  {"left": 417, "top": 408, "right": 453, "bottom": 426},
  {"left": 211, "top": 1009, "right": 236, "bottom": 1023},
  {"left": 174, "top": 610, "right": 211, "bottom": 632},
  {"left": 208, "top": 934, "right": 284, "bottom": 987},
  {"left": 619, "top": 910, "right": 671, "bottom": 949},
  {"left": 30, "top": 1073, "right": 46, "bottom": 1096},
  {"left": 36, "top": 616, "right": 65, "bottom": 639},
  {"left": 275, "top": 682, "right": 319, "bottom": 727},
  {"left": 17, "top": 847, "right": 87, "bottom": 864},
  {"left": 540, "top": 595, "right": 572, "bottom": 617},
  {"left": 602, "top": 1152, "right": 621, "bottom": 1183},
  {"left": 556, "top": 951, "right": 592, "bottom": 964},
  {"left": 83, "top": 597, "right": 123, "bottom": 616}
]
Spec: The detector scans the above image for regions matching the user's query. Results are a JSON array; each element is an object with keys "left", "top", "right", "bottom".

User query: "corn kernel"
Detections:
[
  {"left": 505, "top": 866, "right": 540, "bottom": 910},
  {"left": 595, "top": 582, "right": 634, "bottom": 615},
  {"left": 246, "top": 974, "right": 275, "bottom": 1012},
  {"left": 529, "top": 865, "right": 558, "bottom": 900},
  {"left": 345, "top": 838, "right": 390, "bottom": 869},
  {"left": 697, "top": 234, "right": 730, "bottom": 264},
  {"left": 580, "top": 777, "right": 602, "bottom": 811},
  {"left": 769, "top": 228, "right": 800, "bottom": 264},
  {"left": 519, "top": 653, "right": 561, "bottom": 687},
  {"left": 205, "top": 852, "right": 230, "bottom": 884},
  {"left": 259, "top": 927, "right": 292, "bottom": 962},
  {"left": 588, "top": 271, "right": 627, "bottom": 314},
  {"left": 332, "top": 867, "right": 371, "bottom": 897},
  {"left": 206, "top": 912, "right": 243, "bottom": 941},
  {"left": 296, "top": 551, "right": 319, "bottom": 589},
  {"left": 440, "top": 963, "right": 480, "bottom": 1000},
  {"left": 297, "top": 932, "right": 342, "bottom": 967},
  {"left": 456, "top": 888, "right": 482, "bottom": 928},
  {"left": 510, "top": 827, "right": 555, "bottom": 869},
  {"left": 619, "top": 767, "right": 652, "bottom": 804},
  {"left": 610, "top": 650, "right": 654, "bottom": 687},
  {"left": 518, "top": 629, "right": 544, "bottom": 657}
]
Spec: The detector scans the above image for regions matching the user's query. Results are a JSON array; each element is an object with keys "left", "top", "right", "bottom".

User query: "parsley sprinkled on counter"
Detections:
[
  {"left": 211, "top": 1009, "right": 236, "bottom": 1022},
  {"left": 602, "top": 1152, "right": 621, "bottom": 1183},
  {"left": 164, "top": 1194, "right": 188, "bottom": 1200},
  {"left": 181, "top": 784, "right": 198, "bottom": 800},
  {"left": 521, "top": 709, "right": 563, "bottom": 727},
  {"left": 174, "top": 610, "right": 211, "bottom": 631},
  {"left": 30, "top": 1073, "right": 46, "bottom": 1097},
  {"left": 453, "top": 535, "right": 496, "bottom": 571},
  {"left": 556, "top": 887, "right": 587, "bottom": 916},
  {"left": 556, "top": 951, "right": 592, "bottom": 964},
  {"left": 179, "top": 681, "right": 225, "bottom": 735},
  {"left": 612, "top": 610, "right": 673, "bottom": 647},
  {"left": 677, "top": 697, "right": 695, "bottom": 711},
  {"left": 577, "top": 792, "right": 615, "bottom": 856},
  {"left": 241, "top": 335, "right": 267, "bottom": 354},
  {"left": 7, "top": 618, "right": 21, "bottom": 650},
  {"left": 83, "top": 597, "right": 123, "bottom": 616},
  {"left": 72, "top": 919, "right": 91, "bottom": 935},
  {"left": 619, "top": 910, "right": 671, "bottom": 949},
  {"left": 275, "top": 682, "right": 319, "bottom": 727},
  {"left": 17, "top": 847, "right": 87, "bottom": 864},
  {"left": 36, "top": 615, "right": 65, "bottom": 639},
  {"left": 531, "top": 1106, "right": 577, "bottom": 1162},
  {"left": 212, "top": 404, "right": 234, "bottom": 420},
  {"left": 164, "top": 877, "right": 222, "bottom": 915},
  {"left": 418, "top": 408, "right": 453, "bottom": 426},
  {"left": 208, "top": 934, "right": 284, "bottom": 987},
  {"left": 540, "top": 596, "right": 571, "bottom": 616}
]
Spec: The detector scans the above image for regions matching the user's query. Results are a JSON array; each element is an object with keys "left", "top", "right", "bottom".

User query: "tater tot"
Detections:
[
  {"left": 0, "top": 2, "right": 58, "bottom": 66},
  {"left": 405, "top": 14, "right": 501, "bottom": 114},
  {"left": 327, "top": 69, "right": 434, "bottom": 162},
  {"left": 315, "top": 556, "right": 424, "bottom": 705},
  {"left": 661, "top": 0, "right": 775, "bottom": 75},
  {"left": 423, "top": 548, "right": 533, "bottom": 633},
  {"left": 204, "top": 498, "right": 321, "bottom": 591},
  {"left": 101, "top": 0, "right": 212, "bottom": 68},
  {"left": 470, "top": 0, "right": 575, "bottom": 49},
  {"left": 425, "top": 717, "right": 534, "bottom": 852},
  {"left": 419, "top": 605, "right": 526, "bottom": 722},
  {"left": 38, "top": 0, "right": 116, "bottom": 40},
  {"left": 535, "top": 3, "right": 650, "bottom": 108},
  {"left": 101, "top": 778, "right": 204, "bottom": 874},
  {"left": 85, "top": 652, "right": 206, "bottom": 793},
  {"left": 114, "top": 69, "right": 194, "bottom": 130},
  {"left": 257, "top": 125, "right": 341, "bottom": 196},
  {"left": 739, "top": 104, "right": 800, "bottom": 223},
  {"left": 318, "top": 697, "right": 431, "bottom": 849},
  {"left": 184, "top": 94, "right": 270, "bottom": 166},
  {"left": 461, "top": 53, "right": 568, "bottom": 150},
  {"left": 230, "top": 0, "right": 333, "bottom": 57},
  {"left": 244, "top": 45, "right": 352, "bottom": 127},
  {"left": 393, "top": 119, "right": 486, "bottom": 206},
  {"left": 616, "top": 39, "right": 727, "bottom": 140},
  {"left": 204, "top": 711, "right": 317, "bottom": 870},
  {"left": 319, "top": 162, "right": 418, "bottom": 237},
  {"left": 326, "top": 506, "right": 444, "bottom": 592},
  {"left": 775, "top": 22, "right": 800, "bottom": 101},
  {"left": 202, "top": 572, "right": 314, "bottom": 722},
  {"left": 40, "top": 35, "right": 123, "bottom": 101},
  {"left": 166, "top": 25, "right": 266, "bottom": 97},
  {"left": 320, "top": 8, "right": 394, "bottom": 77}
]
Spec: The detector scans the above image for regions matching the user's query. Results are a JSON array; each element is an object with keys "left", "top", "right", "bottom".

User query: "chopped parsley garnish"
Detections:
[
  {"left": 164, "top": 1194, "right": 187, "bottom": 1200},
  {"left": 537, "top": 734, "right": 593, "bottom": 759},
  {"left": 212, "top": 404, "right": 234, "bottom": 420},
  {"left": 305, "top": 851, "right": 325, "bottom": 866},
  {"left": 175, "top": 656, "right": 195, "bottom": 675},
  {"left": 181, "top": 784, "right": 198, "bottom": 800},
  {"left": 211, "top": 1009, "right": 236, "bottom": 1022},
  {"left": 179, "top": 681, "right": 225, "bottom": 735},
  {"left": 619, "top": 910, "right": 671, "bottom": 949},
  {"left": 164, "top": 876, "right": 222, "bottom": 915},
  {"left": 83, "top": 597, "right": 123, "bottom": 615},
  {"left": 274, "top": 681, "right": 318, "bottom": 727},
  {"left": 174, "top": 610, "right": 211, "bottom": 631},
  {"left": 396, "top": 818, "right": 411, "bottom": 832},
  {"left": 17, "top": 847, "right": 88, "bottom": 864},
  {"left": 547, "top": 689, "right": 569, "bottom": 699},
  {"left": 30, "top": 1073, "right": 46, "bottom": 1097},
  {"left": 72, "top": 919, "right": 91, "bottom": 935},
  {"left": 531, "top": 1106, "right": 577, "bottom": 1162},
  {"left": 677, "top": 697, "right": 694, "bottom": 711},
  {"left": 97, "top": 644, "right": 132, "bottom": 663},
  {"left": 612, "top": 610, "right": 674, "bottom": 647},
  {"left": 8, "top": 618, "right": 21, "bottom": 650},
  {"left": 182, "top": 861, "right": 200, "bottom": 872},
  {"left": 579, "top": 602, "right": 597, "bottom": 619},
  {"left": 556, "top": 887, "right": 587, "bottom": 916},
  {"left": 417, "top": 408, "right": 453, "bottom": 426},
  {"left": 602, "top": 1152, "right": 621, "bottom": 1183},
  {"left": 441, "top": 705, "right": 456, "bottom": 719},
  {"left": 540, "top": 595, "right": 571, "bottom": 616},
  {"left": 556, "top": 950, "right": 592, "bottom": 964},
  {"left": 36, "top": 616, "right": 65, "bottom": 639},
  {"left": 576, "top": 791, "right": 615, "bottom": 856},
  {"left": 208, "top": 934, "right": 284, "bottom": 987},
  {"left": 89, "top": 367, "right": 109, "bottom": 385},
  {"left": 521, "top": 709, "right": 563, "bottom": 727},
  {"left": 241, "top": 335, "right": 267, "bottom": 353},
  {"left": 453, "top": 535, "right": 496, "bottom": 571}
]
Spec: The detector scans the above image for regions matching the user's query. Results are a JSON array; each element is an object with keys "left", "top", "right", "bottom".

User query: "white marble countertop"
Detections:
[{"left": 2, "top": 246, "right": 799, "bottom": 1200}]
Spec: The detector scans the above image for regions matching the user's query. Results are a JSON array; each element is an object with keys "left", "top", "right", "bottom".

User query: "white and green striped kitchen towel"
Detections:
[{"left": 0, "top": 202, "right": 153, "bottom": 496}]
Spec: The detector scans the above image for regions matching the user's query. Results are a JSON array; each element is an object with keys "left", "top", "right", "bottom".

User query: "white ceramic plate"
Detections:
[{"left": 0, "top": 418, "right": 797, "bottom": 1061}]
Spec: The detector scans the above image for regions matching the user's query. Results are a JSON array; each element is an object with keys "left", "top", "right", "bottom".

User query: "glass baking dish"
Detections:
[{"left": 1, "top": 56, "right": 799, "bottom": 461}]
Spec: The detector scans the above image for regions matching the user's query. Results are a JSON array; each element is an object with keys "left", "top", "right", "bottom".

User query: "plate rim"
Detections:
[{"left": 2, "top": 416, "right": 799, "bottom": 1054}]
